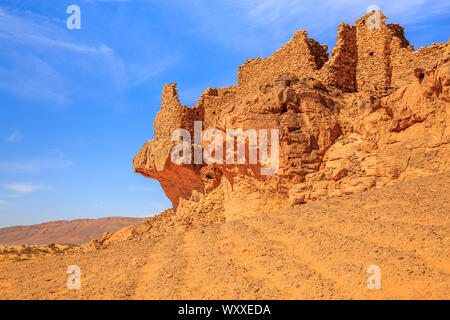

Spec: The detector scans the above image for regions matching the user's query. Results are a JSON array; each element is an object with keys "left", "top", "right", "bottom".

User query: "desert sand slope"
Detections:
[
  {"left": 0, "top": 172, "right": 449, "bottom": 300},
  {"left": 0, "top": 217, "right": 145, "bottom": 245}
]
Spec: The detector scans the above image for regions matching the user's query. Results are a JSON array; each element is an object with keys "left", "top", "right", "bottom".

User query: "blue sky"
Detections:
[{"left": 0, "top": 0, "right": 449, "bottom": 228}]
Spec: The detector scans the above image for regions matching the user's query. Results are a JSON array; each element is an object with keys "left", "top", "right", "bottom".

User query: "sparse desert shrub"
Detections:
[
  {"left": 13, "top": 257, "right": 29, "bottom": 263},
  {"left": 20, "top": 246, "right": 34, "bottom": 255}
]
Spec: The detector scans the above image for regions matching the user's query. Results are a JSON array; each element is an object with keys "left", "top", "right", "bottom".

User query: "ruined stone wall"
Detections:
[
  {"left": 352, "top": 11, "right": 446, "bottom": 94},
  {"left": 391, "top": 42, "right": 447, "bottom": 88},
  {"left": 154, "top": 84, "right": 201, "bottom": 139},
  {"left": 319, "top": 12, "right": 446, "bottom": 93},
  {"left": 318, "top": 23, "right": 357, "bottom": 92},
  {"left": 237, "top": 30, "right": 328, "bottom": 92},
  {"left": 355, "top": 12, "right": 394, "bottom": 92}
]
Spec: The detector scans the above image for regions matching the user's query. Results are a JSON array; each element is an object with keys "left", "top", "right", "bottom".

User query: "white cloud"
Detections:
[
  {"left": 0, "top": 194, "right": 19, "bottom": 199},
  {"left": 0, "top": 6, "right": 176, "bottom": 103},
  {"left": 0, "top": 7, "right": 115, "bottom": 103},
  {"left": 166, "top": 0, "right": 450, "bottom": 53},
  {"left": 0, "top": 9, "right": 112, "bottom": 54},
  {"left": 0, "top": 157, "right": 73, "bottom": 174},
  {"left": 6, "top": 130, "right": 22, "bottom": 142},
  {"left": 0, "top": 49, "right": 69, "bottom": 103},
  {"left": 3, "top": 183, "right": 49, "bottom": 194}
]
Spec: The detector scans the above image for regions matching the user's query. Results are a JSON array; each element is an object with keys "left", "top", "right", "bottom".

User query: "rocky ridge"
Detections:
[{"left": 131, "top": 11, "right": 449, "bottom": 224}]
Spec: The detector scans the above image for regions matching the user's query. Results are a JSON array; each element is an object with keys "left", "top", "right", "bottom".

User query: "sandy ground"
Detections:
[{"left": 0, "top": 172, "right": 448, "bottom": 300}]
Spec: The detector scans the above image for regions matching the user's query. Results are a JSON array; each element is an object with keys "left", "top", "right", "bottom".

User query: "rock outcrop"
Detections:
[{"left": 133, "top": 11, "right": 450, "bottom": 222}]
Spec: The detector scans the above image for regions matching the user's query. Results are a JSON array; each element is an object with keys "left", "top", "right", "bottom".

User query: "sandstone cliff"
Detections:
[{"left": 133, "top": 11, "right": 450, "bottom": 222}]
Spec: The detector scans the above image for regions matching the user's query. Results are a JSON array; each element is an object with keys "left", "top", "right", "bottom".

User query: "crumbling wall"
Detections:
[
  {"left": 319, "top": 23, "right": 357, "bottom": 92},
  {"left": 355, "top": 11, "right": 394, "bottom": 92},
  {"left": 154, "top": 84, "right": 201, "bottom": 139},
  {"left": 391, "top": 42, "right": 447, "bottom": 88},
  {"left": 237, "top": 30, "right": 328, "bottom": 92}
]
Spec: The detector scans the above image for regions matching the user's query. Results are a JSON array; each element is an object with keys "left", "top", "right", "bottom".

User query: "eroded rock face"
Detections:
[{"left": 133, "top": 11, "right": 450, "bottom": 221}]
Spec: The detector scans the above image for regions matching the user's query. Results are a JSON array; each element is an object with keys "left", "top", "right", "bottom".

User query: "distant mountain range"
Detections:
[{"left": 0, "top": 217, "right": 145, "bottom": 245}]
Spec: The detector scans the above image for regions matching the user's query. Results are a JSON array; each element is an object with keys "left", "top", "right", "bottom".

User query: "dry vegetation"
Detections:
[{"left": 0, "top": 244, "right": 80, "bottom": 264}]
